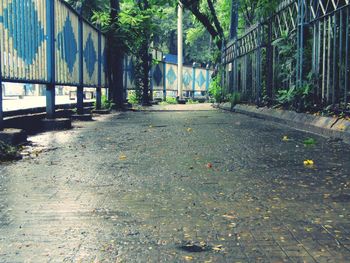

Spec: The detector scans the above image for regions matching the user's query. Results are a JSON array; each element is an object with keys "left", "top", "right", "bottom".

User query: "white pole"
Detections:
[{"left": 177, "top": 1, "right": 183, "bottom": 100}]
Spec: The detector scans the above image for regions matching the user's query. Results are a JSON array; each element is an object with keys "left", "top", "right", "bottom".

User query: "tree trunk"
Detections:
[
  {"left": 140, "top": 0, "right": 151, "bottom": 105},
  {"left": 108, "top": 0, "right": 124, "bottom": 108}
]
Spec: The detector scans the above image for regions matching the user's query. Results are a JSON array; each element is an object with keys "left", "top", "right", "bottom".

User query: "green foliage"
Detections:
[
  {"left": 272, "top": 31, "right": 296, "bottom": 86},
  {"left": 101, "top": 95, "right": 113, "bottom": 110},
  {"left": 231, "top": 92, "right": 241, "bottom": 106},
  {"left": 128, "top": 91, "right": 141, "bottom": 105},
  {"left": 239, "top": 0, "right": 279, "bottom": 28},
  {"left": 0, "top": 141, "right": 20, "bottom": 162},
  {"left": 209, "top": 73, "right": 223, "bottom": 103},
  {"left": 303, "top": 138, "right": 316, "bottom": 146},
  {"left": 91, "top": 10, "right": 111, "bottom": 27},
  {"left": 166, "top": 97, "right": 178, "bottom": 104},
  {"left": 187, "top": 99, "right": 199, "bottom": 104},
  {"left": 159, "top": 97, "right": 177, "bottom": 105},
  {"left": 276, "top": 84, "right": 313, "bottom": 111}
]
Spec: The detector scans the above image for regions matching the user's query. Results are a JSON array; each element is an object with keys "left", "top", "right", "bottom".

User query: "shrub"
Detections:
[
  {"left": 0, "top": 141, "right": 20, "bottom": 162},
  {"left": 209, "top": 73, "right": 223, "bottom": 103},
  {"left": 165, "top": 97, "right": 177, "bottom": 104}
]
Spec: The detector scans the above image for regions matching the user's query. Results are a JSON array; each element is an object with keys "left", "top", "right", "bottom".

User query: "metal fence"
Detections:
[
  {"left": 123, "top": 56, "right": 213, "bottom": 100},
  {"left": 0, "top": 0, "right": 107, "bottom": 129},
  {"left": 223, "top": 0, "right": 350, "bottom": 110}
]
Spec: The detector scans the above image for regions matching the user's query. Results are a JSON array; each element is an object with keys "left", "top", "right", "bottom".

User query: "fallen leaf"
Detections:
[
  {"left": 282, "top": 136, "right": 289, "bottom": 141},
  {"left": 304, "top": 160, "right": 314, "bottom": 166},
  {"left": 338, "top": 124, "right": 346, "bottom": 131},
  {"left": 187, "top": 128, "right": 193, "bottom": 132},
  {"left": 206, "top": 163, "right": 213, "bottom": 169},
  {"left": 222, "top": 214, "right": 236, "bottom": 220},
  {"left": 183, "top": 256, "right": 193, "bottom": 261},
  {"left": 305, "top": 227, "right": 313, "bottom": 232},
  {"left": 119, "top": 154, "right": 127, "bottom": 160},
  {"left": 212, "top": 245, "right": 223, "bottom": 252}
]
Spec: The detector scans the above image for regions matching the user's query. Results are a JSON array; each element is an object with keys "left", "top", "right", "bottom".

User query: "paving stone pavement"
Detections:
[{"left": 0, "top": 107, "right": 350, "bottom": 263}]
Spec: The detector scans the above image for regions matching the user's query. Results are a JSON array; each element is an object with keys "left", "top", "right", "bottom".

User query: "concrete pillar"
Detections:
[
  {"left": 77, "top": 86, "right": 84, "bottom": 115},
  {"left": 46, "top": 84, "right": 56, "bottom": 119},
  {"left": 206, "top": 64, "right": 210, "bottom": 95},
  {"left": 163, "top": 57, "right": 167, "bottom": 101},
  {"left": 0, "top": 82, "right": 3, "bottom": 130},
  {"left": 177, "top": 2, "right": 183, "bottom": 99},
  {"left": 192, "top": 62, "right": 196, "bottom": 99},
  {"left": 46, "top": 0, "right": 56, "bottom": 120},
  {"left": 96, "top": 87, "right": 102, "bottom": 110}
]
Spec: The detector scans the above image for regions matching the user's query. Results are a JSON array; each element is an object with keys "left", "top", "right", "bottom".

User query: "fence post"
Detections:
[
  {"left": 0, "top": 70, "right": 3, "bottom": 131},
  {"left": 150, "top": 55, "right": 154, "bottom": 102},
  {"left": 0, "top": 27, "right": 3, "bottom": 130},
  {"left": 233, "top": 41, "right": 238, "bottom": 94},
  {"left": 96, "top": 29, "right": 102, "bottom": 110},
  {"left": 123, "top": 57, "right": 127, "bottom": 102},
  {"left": 163, "top": 56, "right": 167, "bottom": 101},
  {"left": 192, "top": 62, "right": 196, "bottom": 99},
  {"left": 206, "top": 64, "right": 210, "bottom": 96},
  {"left": 46, "top": 0, "right": 56, "bottom": 119},
  {"left": 77, "top": 11, "right": 84, "bottom": 115},
  {"left": 345, "top": 8, "right": 349, "bottom": 105},
  {"left": 296, "top": 0, "right": 305, "bottom": 87},
  {"left": 256, "top": 23, "right": 262, "bottom": 105},
  {"left": 266, "top": 19, "right": 273, "bottom": 100}
]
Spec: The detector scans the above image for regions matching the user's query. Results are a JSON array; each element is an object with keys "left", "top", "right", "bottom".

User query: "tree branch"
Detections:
[{"left": 180, "top": 0, "right": 222, "bottom": 50}]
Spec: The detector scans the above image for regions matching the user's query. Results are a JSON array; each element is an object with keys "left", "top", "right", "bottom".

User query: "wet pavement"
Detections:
[{"left": 0, "top": 105, "right": 350, "bottom": 262}]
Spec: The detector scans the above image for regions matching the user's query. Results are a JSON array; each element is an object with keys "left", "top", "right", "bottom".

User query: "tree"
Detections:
[
  {"left": 180, "top": 0, "right": 225, "bottom": 51},
  {"left": 108, "top": 0, "right": 124, "bottom": 107}
]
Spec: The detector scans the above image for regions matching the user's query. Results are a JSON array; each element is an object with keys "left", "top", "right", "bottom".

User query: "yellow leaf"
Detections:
[
  {"left": 304, "top": 160, "right": 314, "bottom": 166},
  {"left": 119, "top": 155, "right": 127, "bottom": 160},
  {"left": 282, "top": 136, "right": 289, "bottom": 141},
  {"left": 338, "top": 124, "right": 346, "bottom": 131},
  {"left": 183, "top": 256, "right": 193, "bottom": 261},
  {"left": 305, "top": 227, "right": 313, "bottom": 232}
]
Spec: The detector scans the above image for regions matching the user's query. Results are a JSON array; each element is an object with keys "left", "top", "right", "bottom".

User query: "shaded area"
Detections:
[{"left": 0, "top": 109, "right": 350, "bottom": 262}]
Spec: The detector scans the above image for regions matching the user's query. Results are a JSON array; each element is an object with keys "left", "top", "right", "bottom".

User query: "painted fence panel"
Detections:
[
  {"left": 55, "top": 0, "right": 79, "bottom": 85},
  {"left": 0, "top": 0, "right": 48, "bottom": 82},
  {"left": 0, "top": 0, "right": 106, "bottom": 87},
  {"left": 152, "top": 62, "right": 164, "bottom": 91},
  {"left": 194, "top": 68, "right": 208, "bottom": 92},
  {"left": 125, "top": 56, "right": 213, "bottom": 98},
  {"left": 82, "top": 22, "right": 98, "bottom": 86},
  {"left": 165, "top": 63, "right": 178, "bottom": 92},
  {"left": 182, "top": 66, "right": 193, "bottom": 92},
  {"left": 101, "top": 35, "right": 106, "bottom": 87}
]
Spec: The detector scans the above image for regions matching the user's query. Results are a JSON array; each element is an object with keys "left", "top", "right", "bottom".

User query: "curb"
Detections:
[{"left": 217, "top": 103, "right": 350, "bottom": 144}]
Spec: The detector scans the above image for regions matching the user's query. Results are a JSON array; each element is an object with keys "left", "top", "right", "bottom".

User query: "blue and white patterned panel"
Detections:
[
  {"left": 55, "top": 0, "right": 79, "bottom": 85},
  {"left": 0, "top": 0, "right": 48, "bottom": 81},
  {"left": 195, "top": 68, "right": 207, "bottom": 91},
  {"left": 82, "top": 22, "right": 98, "bottom": 86},
  {"left": 152, "top": 62, "right": 164, "bottom": 91},
  {"left": 101, "top": 35, "right": 106, "bottom": 87},
  {"left": 165, "top": 64, "right": 178, "bottom": 91},
  {"left": 182, "top": 66, "right": 193, "bottom": 91}
]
